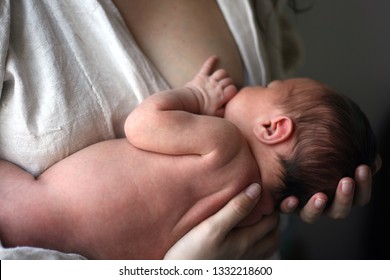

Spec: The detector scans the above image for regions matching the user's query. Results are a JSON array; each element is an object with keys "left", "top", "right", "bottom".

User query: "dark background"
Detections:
[{"left": 280, "top": 0, "right": 390, "bottom": 259}]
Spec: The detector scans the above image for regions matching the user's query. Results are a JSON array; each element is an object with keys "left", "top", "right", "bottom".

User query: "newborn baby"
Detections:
[{"left": 0, "top": 56, "right": 377, "bottom": 259}]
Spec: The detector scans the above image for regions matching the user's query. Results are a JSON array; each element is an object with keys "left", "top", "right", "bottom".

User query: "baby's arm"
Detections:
[{"left": 125, "top": 56, "right": 238, "bottom": 156}]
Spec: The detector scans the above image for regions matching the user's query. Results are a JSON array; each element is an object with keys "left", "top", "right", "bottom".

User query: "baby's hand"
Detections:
[{"left": 186, "top": 56, "right": 238, "bottom": 117}]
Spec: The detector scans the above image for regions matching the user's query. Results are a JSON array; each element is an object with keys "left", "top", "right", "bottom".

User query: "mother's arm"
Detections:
[{"left": 165, "top": 183, "right": 279, "bottom": 259}]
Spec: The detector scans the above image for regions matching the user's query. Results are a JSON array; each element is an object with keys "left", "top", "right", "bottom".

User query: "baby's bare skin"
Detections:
[{"left": 0, "top": 57, "right": 263, "bottom": 259}]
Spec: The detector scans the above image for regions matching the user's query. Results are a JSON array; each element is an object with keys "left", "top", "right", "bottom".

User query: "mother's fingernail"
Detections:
[
  {"left": 341, "top": 181, "right": 353, "bottom": 195},
  {"left": 287, "top": 199, "right": 298, "bottom": 209},
  {"left": 314, "top": 198, "right": 326, "bottom": 209},
  {"left": 245, "top": 183, "right": 261, "bottom": 200},
  {"left": 358, "top": 167, "right": 369, "bottom": 180}
]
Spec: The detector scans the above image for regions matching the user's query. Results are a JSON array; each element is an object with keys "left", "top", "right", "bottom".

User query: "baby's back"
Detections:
[{"left": 38, "top": 138, "right": 260, "bottom": 259}]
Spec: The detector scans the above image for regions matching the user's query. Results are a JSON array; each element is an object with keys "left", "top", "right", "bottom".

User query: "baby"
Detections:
[{"left": 0, "top": 56, "right": 378, "bottom": 259}]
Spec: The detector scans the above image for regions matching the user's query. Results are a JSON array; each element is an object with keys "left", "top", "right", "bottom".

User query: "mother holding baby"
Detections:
[{"left": 0, "top": 0, "right": 374, "bottom": 259}]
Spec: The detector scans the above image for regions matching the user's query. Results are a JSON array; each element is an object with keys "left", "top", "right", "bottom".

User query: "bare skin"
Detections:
[
  {"left": 0, "top": 0, "right": 376, "bottom": 261},
  {"left": 111, "top": 0, "right": 375, "bottom": 221},
  {"left": 0, "top": 57, "right": 271, "bottom": 260},
  {"left": 112, "top": 0, "right": 244, "bottom": 89}
]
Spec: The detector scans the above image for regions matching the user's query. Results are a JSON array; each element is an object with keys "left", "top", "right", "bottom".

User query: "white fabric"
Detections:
[
  {"left": 217, "top": 0, "right": 300, "bottom": 84},
  {"left": 0, "top": 241, "right": 86, "bottom": 260},
  {"left": 0, "top": 0, "right": 298, "bottom": 259},
  {"left": 0, "top": 0, "right": 170, "bottom": 178},
  {"left": 217, "top": 0, "right": 268, "bottom": 85}
]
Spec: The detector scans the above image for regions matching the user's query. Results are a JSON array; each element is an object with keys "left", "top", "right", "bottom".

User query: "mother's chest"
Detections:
[{"left": 112, "top": 0, "right": 244, "bottom": 88}]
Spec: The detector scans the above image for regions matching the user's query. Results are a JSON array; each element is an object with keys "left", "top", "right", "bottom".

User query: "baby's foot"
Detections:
[{"left": 186, "top": 56, "right": 237, "bottom": 117}]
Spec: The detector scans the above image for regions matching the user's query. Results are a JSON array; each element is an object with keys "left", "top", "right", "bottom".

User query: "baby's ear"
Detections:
[{"left": 253, "top": 116, "right": 293, "bottom": 144}]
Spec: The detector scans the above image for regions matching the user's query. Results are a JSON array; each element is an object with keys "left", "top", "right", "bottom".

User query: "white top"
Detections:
[
  {"left": 0, "top": 0, "right": 299, "bottom": 259},
  {"left": 0, "top": 0, "right": 169, "bottom": 177}
]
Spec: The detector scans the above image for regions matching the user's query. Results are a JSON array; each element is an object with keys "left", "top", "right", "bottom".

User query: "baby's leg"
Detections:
[{"left": 0, "top": 160, "right": 65, "bottom": 249}]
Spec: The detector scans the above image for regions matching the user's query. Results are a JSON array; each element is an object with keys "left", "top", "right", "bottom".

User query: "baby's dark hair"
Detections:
[{"left": 277, "top": 84, "right": 378, "bottom": 209}]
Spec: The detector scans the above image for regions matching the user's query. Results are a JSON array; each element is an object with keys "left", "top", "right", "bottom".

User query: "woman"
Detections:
[{"left": 0, "top": 0, "right": 373, "bottom": 259}]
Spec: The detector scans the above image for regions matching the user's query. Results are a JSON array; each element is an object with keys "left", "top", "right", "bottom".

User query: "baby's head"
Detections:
[{"left": 273, "top": 78, "right": 378, "bottom": 209}]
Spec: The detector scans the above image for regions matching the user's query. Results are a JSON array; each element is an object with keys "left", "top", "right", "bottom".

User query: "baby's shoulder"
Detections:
[{"left": 202, "top": 125, "right": 253, "bottom": 170}]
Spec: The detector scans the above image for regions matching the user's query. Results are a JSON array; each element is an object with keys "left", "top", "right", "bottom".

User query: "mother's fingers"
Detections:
[
  {"left": 209, "top": 183, "right": 262, "bottom": 235},
  {"left": 279, "top": 196, "right": 299, "bottom": 214},
  {"left": 228, "top": 212, "right": 280, "bottom": 259},
  {"left": 298, "top": 193, "right": 328, "bottom": 224},
  {"left": 354, "top": 165, "right": 372, "bottom": 206},
  {"left": 240, "top": 217, "right": 280, "bottom": 259},
  {"left": 326, "top": 178, "right": 355, "bottom": 219}
]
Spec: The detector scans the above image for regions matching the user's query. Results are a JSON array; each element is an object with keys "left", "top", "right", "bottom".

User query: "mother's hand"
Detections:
[
  {"left": 279, "top": 164, "right": 375, "bottom": 223},
  {"left": 164, "top": 183, "right": 279, "bottom": 259}
]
